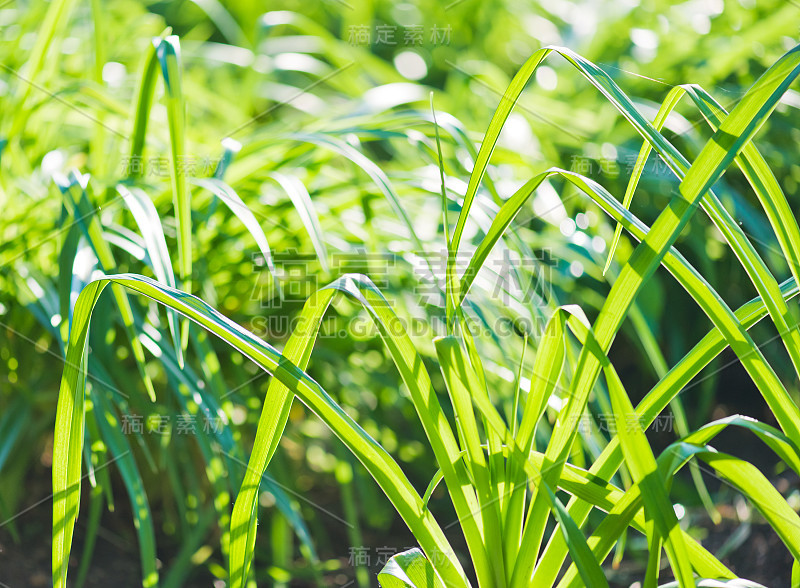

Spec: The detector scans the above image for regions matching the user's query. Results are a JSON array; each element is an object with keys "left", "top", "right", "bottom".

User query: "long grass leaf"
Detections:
[
  {"left": 155, "top": 36, "right": 191, "bottom": 301},
  {"left": 52, "top": 273, "right": 469, "bottom": 588},
  {"left": 55, "top": 172, "right": 156, "bottom": 401},
  {"left": 267, "top": 172, "right": 329, "bottom": 271},
  {"left": 117, "top": 184, "right": 182, "bottom": 366},
  {"left": 191, "top": 177, "right": 278, "bottom": 277}
]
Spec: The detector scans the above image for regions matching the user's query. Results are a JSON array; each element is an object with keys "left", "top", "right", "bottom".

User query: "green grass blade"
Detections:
[
  {"left": 421, "top": 468, "right": 447, "bottom": 512},
  {"left": 127, "top": 32, "right": 166, "bottom": 175},
  {"left": 581, "top": 332, "right": 693, "bottom": 585},
  {"left": 191, "top": 177, "right": 278, "bottom": 278},
  {"left": 268, "top": 172, "right": 329, "bottom": 271},
  {"left": 52, "top": 278, "right": 109, "bottom": 586},
  {"left": 229, "top": 274, "right": 477, "bottom": 588},
  {"left": 516, "top": 307, "right": 570, "bottom": 454},
  {"left": 117, "top": 184, "right": 182, "bottom": 366},
  {"left": 55, "top": 273, "right": 470, "bottom": 588},
  {"left": 55, "top": 172, "right": 156, "bottom": 401},
  {"left": 435, "top": 335, "right": 506, "bottom": 587},
  {"left": 542, "top": 484, "right": 609, "bottom": 588},
  {"left": 603, "top": 85, "right": 685, "bottom": 274},
  {"left": 285, "top": 132, "right": 433, "bottom": 274},
  {"left": 378, "top": 548, "right": 448, "bottom": 588},
  {"left": 679, "top": 416, "right": 800, "bottom": 474},
  {"left": 684, "top": 83, "right": 800, "bottom": 290},
  {"left": 667, "top": 445, "right": 800, "bottom": 561},
  {"left": 155, "top": 36, "right": 191, "bottom": 300},
  {"left": 450, "top": 47, "right": 549, "bottom": 254},
  {"left": 502, "top": 307, "right": 568, "bottom": 567}
]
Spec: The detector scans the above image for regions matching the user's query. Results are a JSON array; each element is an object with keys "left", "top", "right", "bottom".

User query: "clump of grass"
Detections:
[{"left": 50, "top": 30, "right": 800, "bottom": 588}]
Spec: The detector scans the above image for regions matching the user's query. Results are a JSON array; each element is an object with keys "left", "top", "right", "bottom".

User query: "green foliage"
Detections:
[{"left": 2, "top": 1, "right": 800, "bottom": 587}]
